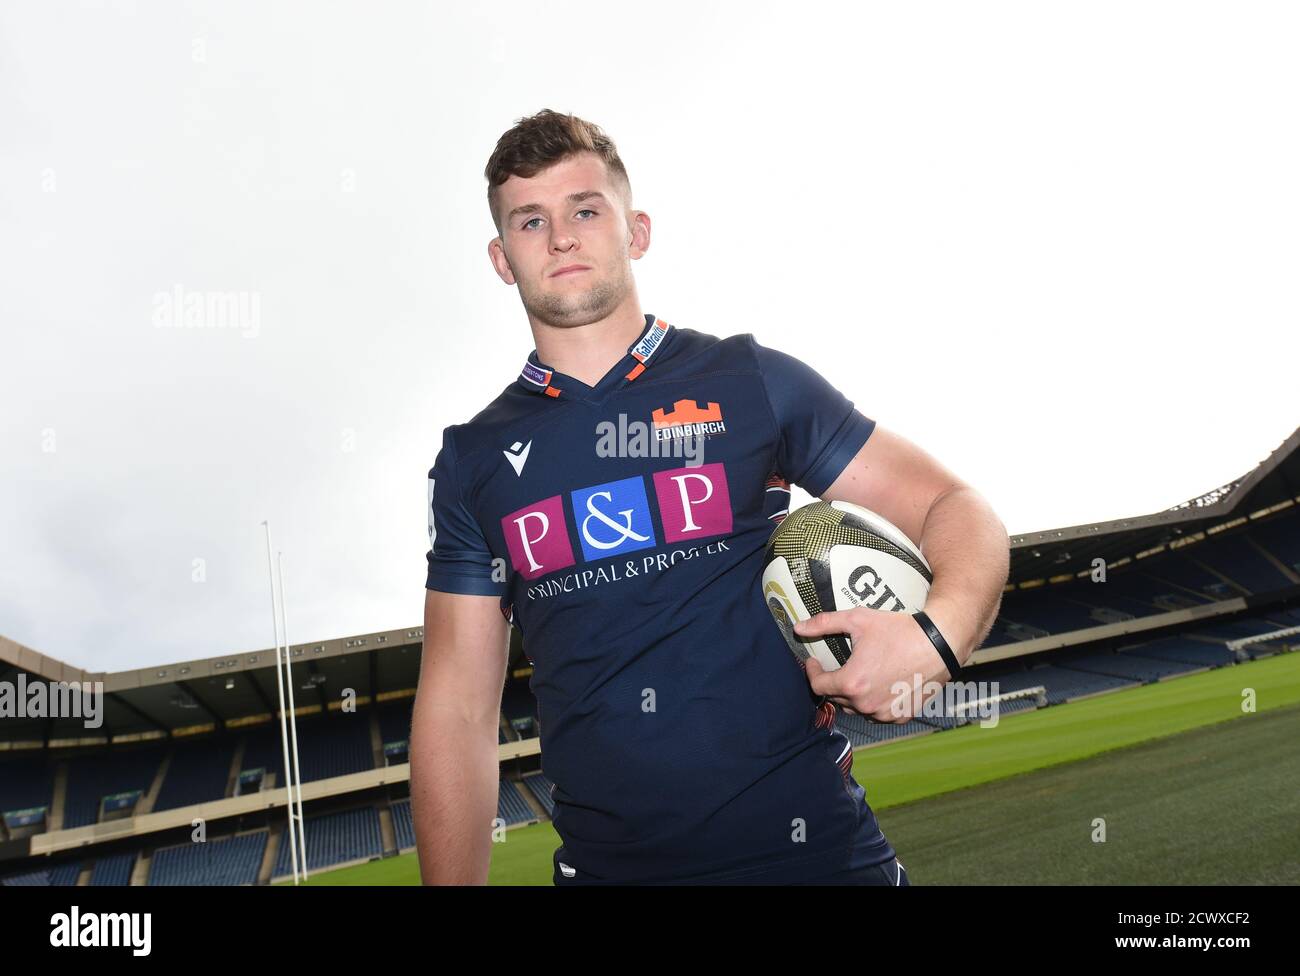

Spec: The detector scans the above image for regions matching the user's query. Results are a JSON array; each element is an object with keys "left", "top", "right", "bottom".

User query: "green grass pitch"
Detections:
[{"left": 283, "top": 651, "right": 1299, "bottom": 885}]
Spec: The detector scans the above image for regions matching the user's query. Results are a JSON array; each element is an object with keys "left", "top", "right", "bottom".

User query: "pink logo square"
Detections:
[
  {"left": 652, "top": 463, "right": 732, "bottom": 543},
  {"left": 502, "top": 495, "right": 575, "bottom": 580}
]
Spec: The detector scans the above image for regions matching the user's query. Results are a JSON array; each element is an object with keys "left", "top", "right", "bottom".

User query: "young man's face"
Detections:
[{"left": 489, "top": 151, "right": 647, "bottom": 329}]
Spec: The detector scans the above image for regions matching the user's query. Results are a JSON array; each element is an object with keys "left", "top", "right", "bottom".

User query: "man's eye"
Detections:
[{"left": 521, "top": 209, "right": 596, "bottom": 231}]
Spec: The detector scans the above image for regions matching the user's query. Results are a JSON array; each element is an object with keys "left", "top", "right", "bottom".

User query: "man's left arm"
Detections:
[{"left": 795, "top": 425, "right": 1010, "bottom": 719}]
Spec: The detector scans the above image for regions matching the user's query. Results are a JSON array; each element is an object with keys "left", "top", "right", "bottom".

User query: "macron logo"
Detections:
[
  {"left": 504, "top": 440, "right": 532, "bottom": 476},
  {"left": 50, "top": 906, "right": 151, "bottom": 956}
]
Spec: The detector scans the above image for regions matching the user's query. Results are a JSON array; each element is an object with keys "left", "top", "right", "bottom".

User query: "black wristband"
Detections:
[{"left": 913, "top": 610, "right": 961, "bottom": 680}]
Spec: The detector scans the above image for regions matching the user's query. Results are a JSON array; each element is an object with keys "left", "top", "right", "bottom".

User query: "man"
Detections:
[{"left": 410, "top": 109, "right": 1009, "bottom": 885}]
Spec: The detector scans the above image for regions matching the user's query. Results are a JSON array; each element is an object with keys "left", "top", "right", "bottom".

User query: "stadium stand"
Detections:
[
  {"left": 149, "top": 831, "right": 267, "bottom": 886},
  {"left": 497, "top": 779, "right": 536, "bottom": 826},
  {"left": 391, "top": 798, "right": 415, "bottom": 851},
  {"left": 63, "top": 744, "right": 164, "bottom": 828},
  {"left": 153, "top": 736, "right": 236, "bottom": 812},
  {"left": 2, "top": 426, "right": 1298, "bottom": 883},
  {"left": 89, "top": 852, "right": 136, "bottom": 886},
  {"left": 291, "top": 713, "right": 374, "bottom": 782},
  {"left": 522, "top": 774, "right": 555, "bottom": 816},
  {"left": 377, "top": 699, "right": 412, "bottom": 747},
  {"left": 273, "top": 806, "right": 382, "bottom": 876},
  {"left": 1119, "top": 636, "right": 1236, "bottom": 668},
  {"left": 974, "top": 663, "right": 1140, "bottom": 706},
  {"left": 1061, "top": 650, "right": 1206, "bottom": 683},
  {"left": 1, "top": 862, "right": 79, "bottom": 886},
  {"left": 0, "top": 753, "right": 54, "bottom": 821}
]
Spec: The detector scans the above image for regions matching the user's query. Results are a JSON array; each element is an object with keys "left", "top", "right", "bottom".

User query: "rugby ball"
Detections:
[{"left": 761, "top": 500, "right": 932, "bottom": 671}]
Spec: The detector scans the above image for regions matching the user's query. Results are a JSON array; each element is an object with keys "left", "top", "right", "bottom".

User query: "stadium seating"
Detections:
[
  {"left": 1119, "top": 636, "right": 1236, "bottom": 668},
  {"left": 1, "top": 862, "right": 79, "bottom": 886},
  {"left": 153, "top": 736, "right": 236, "bottom": 812},
  {"left": 293, "top": 714, "right": 374, "bottom": 782},
  {"left": 0, "top": 753, "right": 55, "bottom": 819},
  {"left": 834, "top": 713, "right": 936, "bottom": 745},
  {"left": 63, "top": 744, "right": 164, "bottom": 829},
  {"left": 974, "top": 663, "right": 1139, "bottom": 706},
  {"left": 89, "top": 852, "right": 136, "bottom": 886},
  {"left": 377, "top": 699, "right": 412, "bottom": 747},
  {"left": 497, "top": 780, "right": 536, "bottom": 825},
  {"left": 391, "top": 798, "right": 415, "bottom": 851},
  {"left": 239, "top": 722, "right": 287, "bottom": 786},
  {"left": 1060, "top": 650, "right": 1202, "bottom": 683},
  {"left": 149, "top": 831, "right": 267, "bottom": 886},
  {"left": 523, "top": 774, "right": 555, "bottom": 816},
  {"left": 1207, "top": 534, "right": 1292, "bottom": 594},
  {"left": 273, "top": 806, "right": 382, "bottom": 876},
  {"left": 240, "top": 712, "right": 373, "bottom": 785}
]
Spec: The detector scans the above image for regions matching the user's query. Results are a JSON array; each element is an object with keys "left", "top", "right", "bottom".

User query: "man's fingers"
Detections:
[
  {"left": 803, "top": 655, "right": 846, "bottom": 698},
  {"left": 792, "top": 609, "right": 855, "bottom": 639}
]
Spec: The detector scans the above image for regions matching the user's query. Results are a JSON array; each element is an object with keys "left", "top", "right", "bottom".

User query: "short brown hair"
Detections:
[{"left": 484, "top": 109, "right": 632, "bottom": 235}]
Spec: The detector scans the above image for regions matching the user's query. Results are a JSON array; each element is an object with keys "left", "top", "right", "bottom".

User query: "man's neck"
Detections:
[{"left": 530, "top": 305, "right": 648, "bottom": 388}]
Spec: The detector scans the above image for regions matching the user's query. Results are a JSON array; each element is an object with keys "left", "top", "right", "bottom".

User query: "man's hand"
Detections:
[{"left": 794, "top": 607, "right": 955, "bottom": 722}]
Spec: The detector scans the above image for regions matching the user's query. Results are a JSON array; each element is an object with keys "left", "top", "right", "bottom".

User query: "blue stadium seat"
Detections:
[
  {"left": 149, "top": 831, "right": 267, "bottom": 885},
  {"left": 273, "top": 806, "right": 382, "bottom": 876},
  {"left": 89, "top": 852, "right": 136, "bottom": 886}
]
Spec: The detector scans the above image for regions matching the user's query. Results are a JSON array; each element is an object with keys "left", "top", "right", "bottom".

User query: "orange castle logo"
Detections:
[{"left": 652, "top": 399, "right": 723, "bottom": 429}]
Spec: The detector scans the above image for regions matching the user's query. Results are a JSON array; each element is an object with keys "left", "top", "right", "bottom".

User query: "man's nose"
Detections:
[{"left": 550, "top": 229, "right": 579, "bottom": 251}]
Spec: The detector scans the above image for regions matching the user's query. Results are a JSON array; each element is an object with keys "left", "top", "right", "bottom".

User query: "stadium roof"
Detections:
[
  {"left": 1009, "top": 424, "right": 1300, "bottom": 584},
  {"left": 3, "top": 425, "right": 1297, "bottom": 745}
]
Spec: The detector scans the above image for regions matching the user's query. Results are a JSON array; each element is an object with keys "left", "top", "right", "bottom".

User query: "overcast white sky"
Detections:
[{"left": 2, "top": 1, "right": 1296, "bottom": 674}]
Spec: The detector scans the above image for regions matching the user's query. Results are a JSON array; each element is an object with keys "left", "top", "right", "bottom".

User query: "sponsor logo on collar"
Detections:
[
  {"left": 520, "top": 361, "right": 552, "bottom": 388},
  {"left": 630, "top": 319, "right": 669, "bottom": 363}
]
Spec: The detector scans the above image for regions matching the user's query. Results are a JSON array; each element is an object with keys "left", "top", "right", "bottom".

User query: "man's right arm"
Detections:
[{"left": 409, "top": 587, "right": 510, "bottom": 885}]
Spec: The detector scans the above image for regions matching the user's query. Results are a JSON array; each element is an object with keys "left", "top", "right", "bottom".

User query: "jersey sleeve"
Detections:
[
  {"left": 425, "top": 427, "right": 507, "bottom": 597},
  {"left": 750, "top": 335, "right": 876, "bottom": 497}
]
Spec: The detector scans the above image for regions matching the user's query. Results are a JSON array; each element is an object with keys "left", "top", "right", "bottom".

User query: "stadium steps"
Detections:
[
  {"left": 522, "top": 774, "right": 556, "bottom": 817},
  {"left": 390, "top": 797, "right": 415, "bottom": 851},
  {"left": 516, "top": 777, "right": 550, "bottom": 820},
  {"left": 1184, "top": 555, "right": 1254, "bottom": 601},
  {"left": 497, "top": 780, "right": 537, "bottom": 826},
  {"left": 49, "top": 760, "right": 69, "bottom": 832},
  {"left": 137, "top": 751, "right": 171, "bottom": 816},
  {"left": 1139, "top": 570, "right": 1226, "bottom": 606},
  {"left": 258, "top": 827, "right": 282, "bottom": 885},
  {"left": 378, "top": 804, "right": 398, "bottom": 856},
  {"left": 75, "top": 863, "right": 92, "bottom": 886},
  {"left": 130, "top": 850, "right": 151, "bottom": 886},
  {"left": 369, "top": 709, "right": 385, "bottom": 771},
  {"left": 224, "top": 738, "right": 247, "bottom": 799},
  {"left": 1245, "top": 536, "right": 1300, "bottom": 586}
]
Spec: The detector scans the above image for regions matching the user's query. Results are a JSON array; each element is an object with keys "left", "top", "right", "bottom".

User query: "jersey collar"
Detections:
[{"left": 516, "top": 313, "right": 673, "bottom": 400}]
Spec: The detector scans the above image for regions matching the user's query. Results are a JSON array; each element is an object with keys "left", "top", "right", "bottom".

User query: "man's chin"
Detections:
[{"left": 526, "top": 289, "right": 620, "bottom": 328}]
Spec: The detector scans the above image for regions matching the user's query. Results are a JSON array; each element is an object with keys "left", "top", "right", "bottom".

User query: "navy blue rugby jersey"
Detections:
[{"left": 424, "top": 312, "right": 896, "bottom": 883}]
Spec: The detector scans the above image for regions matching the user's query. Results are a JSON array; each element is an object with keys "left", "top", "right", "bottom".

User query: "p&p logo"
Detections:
[
  {"left": 501, "top": 463, "right": 734, "bottom": 581},
  {"left": 571, "top": 477, "right": 658, "bottom": 562}
]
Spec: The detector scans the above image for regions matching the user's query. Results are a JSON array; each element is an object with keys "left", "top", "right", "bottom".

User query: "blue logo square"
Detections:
[{"left": 570, "top": 477, "right": 658, "bottom": 562}]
